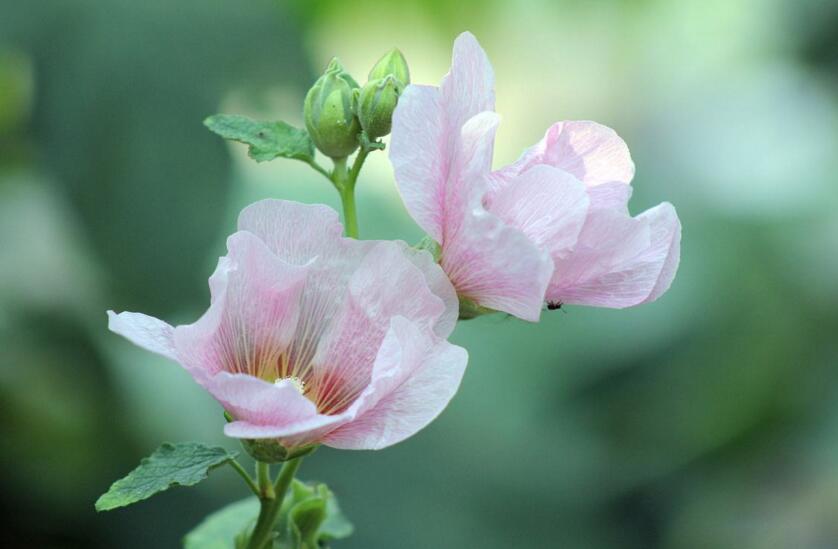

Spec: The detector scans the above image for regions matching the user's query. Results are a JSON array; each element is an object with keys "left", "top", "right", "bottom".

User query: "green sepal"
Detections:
[
  {"left": 95, "top": 442, "right": 237, "bottom": 511},
  {"left": 204, "top": 114, "right": 315, "bottom": 163},
  {"left": 413, "top": 235, "right": 442, "bottom": 262},
  {"left": 240, "top": 439, "right": 318, "bottom": 464},
  {"left": 458, "top": 296, "right": 496, "bottom": 320}
]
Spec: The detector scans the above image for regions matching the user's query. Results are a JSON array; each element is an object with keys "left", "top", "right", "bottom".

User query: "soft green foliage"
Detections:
[
  {"left": 184, "top": 498, "right": 260, "bottom": 549},
  {"left": 283, "top": 480, "right": 354, "bottom": 546},
  {"left": 204, "top": 114, "right": 315, "bottom": 163},
  {"left": 183, "top": 497, "right": 259, "bottom": 549},
  {"left": 95, "top": 443, "right": 237, "bottom": 511},
  {"left": 183, "top": 480, "right": 353, "bottom": 549}
]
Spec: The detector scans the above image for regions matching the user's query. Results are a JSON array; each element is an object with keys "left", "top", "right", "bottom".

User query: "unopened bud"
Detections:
[
  {"left": 358, "top": 75, "right": 402, "bottom": 139},
  {"left": 368, "top": 48, "right": 410, "bottom": 87},
  {"left": 304, "top": 58, "right": 361, "bottom": 159}
]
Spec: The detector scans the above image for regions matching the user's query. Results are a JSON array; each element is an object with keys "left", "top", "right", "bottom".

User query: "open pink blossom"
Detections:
[
  {"left": 389, "top": 32, "right": 681, "bottom": 321},
  {"left": 108, "top": 199, "right": 466, "bottom": 451}
]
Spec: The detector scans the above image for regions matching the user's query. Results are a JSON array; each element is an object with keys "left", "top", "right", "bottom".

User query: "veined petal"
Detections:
[
  {"left": 390, "top": 84, "right": 447, "bottom": 241},
  {"left": 442, "top": 206, "right": 554, "bottom": 322},
  {"left": 440, "top": 31, "right": 496, "bottom": 135},
  {"left": 107, "top": 311, "right": 177, "bottom": 361},
  {"left": 322, "top": 317, "right": 467, "bottom": 450},
  {"left": 396, "top": 242, "right": 459, "bottom": 338},
  {"left": 237, "top": 199, "right": 344, "bottom": 265},
  {"left": 547, "top": 203, "right": 681, "bottom": 308},
  {"left": 587, "top": 182, "right": 633, "bottom": 213},
  {"left": 486, "top": 165, "right": 589, "bottom": 260},
  {"left": 173, "top": 231, "right": 309, "bottom": 380},
  {"left": 504, "top": 121, "right": 635, "bottom": 188}
]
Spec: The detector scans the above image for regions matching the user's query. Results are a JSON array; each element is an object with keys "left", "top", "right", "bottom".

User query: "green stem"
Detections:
[
  {"left": 228, "top": 459, "right": 259, "bottom": 496},
  {"left": 245, "top": 458, "right": 303, "bottom": 549},
  {"left": 340, "top": 186, "right": 359, "bottom": 239}
]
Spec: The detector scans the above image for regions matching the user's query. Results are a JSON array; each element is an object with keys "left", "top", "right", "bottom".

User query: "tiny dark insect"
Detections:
[{"left": 546, "top": 300, "right": 565, "bottom": 311}]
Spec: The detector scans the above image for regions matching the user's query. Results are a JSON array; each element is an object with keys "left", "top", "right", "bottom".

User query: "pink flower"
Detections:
[
  {"left": 108, "top": 199, "right": 466, "bottom": 451},
  {"left": 389, "top": 32, "right": 681, "bottom": 321}
]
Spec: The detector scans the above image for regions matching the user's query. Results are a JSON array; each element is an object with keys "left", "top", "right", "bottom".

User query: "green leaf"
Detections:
[
  {"left": 95, "top": 442, "right": 237, "bottom": 511},
  {"left": 204, "top": 114, "right": 314, "bottom": 163},
  {"left": 318, "top": 484, "right": 354, "bottom": 541},
  {"left": 289, "top": 497, "right": 327, "bottom": 547},
  {"left": 183, "top": 497, "right": 260, "bottom": 549}
]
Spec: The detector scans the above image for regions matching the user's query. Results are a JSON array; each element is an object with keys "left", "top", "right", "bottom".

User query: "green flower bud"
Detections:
[
  {"left": 368, "top": 48, "right": 410, "bottom": 87},
  {"left": 304, "top": 58, "right": 361, "bottom": 159},
  {"left": 357, "top": 75, "right": 401, "bottom": 139}
]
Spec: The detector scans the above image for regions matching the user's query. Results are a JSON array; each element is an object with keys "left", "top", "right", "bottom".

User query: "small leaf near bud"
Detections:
[
  {"left": 358, "top": 75, "right": 401, "bottom": 139},
  {"left": 304, "top": 58, "right": 361, "bottom": 159},
  {"left": 368, "top": 48, "right": 410, "bottom": 87}
]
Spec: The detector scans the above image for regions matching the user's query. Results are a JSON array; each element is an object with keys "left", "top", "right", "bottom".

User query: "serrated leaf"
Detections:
[
  {"left": 183, "top": 497, "right": 260, "bottom": 549},
  {"left": 204, "top": 114, "right": 314, "bottom": 163},
  {"left": 95, "top": 442, "right": 237, "bottom": 511}
]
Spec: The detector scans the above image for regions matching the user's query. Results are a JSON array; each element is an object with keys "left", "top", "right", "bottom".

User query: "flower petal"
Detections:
[
  {"left": 107, "top": 311, "right": 177, "bottom": 361},
  {"left": 389, "top": 84, "right": 447, "bottom": 241},
  {"left": 547, "top": 203, "right": 681, "bottom": 308},
  {"left": 389, "top": 31, "right": 496, "bottom": 243},
  {"left": 396, "top": 242, "right": 459, "bottom": 338},
  {"left": 486, "top": 164, "right": 589, "bottom": 260},
  {"left": 442, "top": 206, "right": 554, "bottom": 322},
  {"left": 236, "top": 199, "right": 344, "bottom": 265},
  {"left": 506, "top": 121, "right": 635, "bottom": 188},
  {"left": 440, "top": 31, "right": 496, "bottom": 142},
  {"left": 173, "top": 230, "right": 309, "bottom": 379},
  {"left": 322, "top": 317, "right": 467, "bottom": 450}
]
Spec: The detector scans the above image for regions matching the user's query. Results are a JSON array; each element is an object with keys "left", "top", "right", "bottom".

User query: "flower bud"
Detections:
[
  {"left": 368, "top": 48, "right": 410, "bottom": 87},
  {"left": 304, "top": 58, "right": 361, "bottom": 159},
  {"left": 357, "top": 75, "right": 402, "bottom": 139}
]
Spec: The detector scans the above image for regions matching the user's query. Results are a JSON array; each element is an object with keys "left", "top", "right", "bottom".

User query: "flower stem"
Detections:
[
  {"left": 228, "top": 459, "right": 260, "bottom": 496},
  {"left": 245, "top": 458, "right": 303, "bottom": 549}
]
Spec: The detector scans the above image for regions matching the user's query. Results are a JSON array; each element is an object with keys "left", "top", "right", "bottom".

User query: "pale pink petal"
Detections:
[
  {"left": 486, "top": 164, "right": 589, "bottom": 260},
  {"left": 323, "top": 317, "right": 467, "bottom": 450},
  {"left": 389, "top": 85, "right": 447, "bottom": 241},
  {"left": 173, "top": 231, "right": 309, "bottom": 379},
  {"left": 442, "top": 207, "right": 553, "bottom": 322},
  {"left": 107, "top": 311, "right": 177, "bottom": 361},
  {"left": 440, "top": 31, "right": 496, "bottom": 140},
  {"left": 236, "top": 199, "right": 344, "bottom": 265},
  {"left": 506, "top": 121, "right": 635, "bottom": 188},
  {"left": 396, "top": 242, "right": 459, "bottom": 338},
  {"left": 208, "top": 372, "right": 318, "bottom": 429},
  {"left": 639, "top": 202, "right": 681, "bottom": 303},
  {"left": 547, "top": 203, "right": 681, "bottom": 308},
  {"left": 390, "top": 31, "right": 496, "bottom": 243},
  {"left": 587, "top": 182, "right": 633, "bottom": 213},
  {"left": 308, "top": 242, "right": 448, "bottom": 413}
]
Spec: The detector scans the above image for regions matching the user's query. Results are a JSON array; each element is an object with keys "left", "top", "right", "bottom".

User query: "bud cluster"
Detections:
[{"left": 303, "top": 48, "right": 410, "bottom": 159}]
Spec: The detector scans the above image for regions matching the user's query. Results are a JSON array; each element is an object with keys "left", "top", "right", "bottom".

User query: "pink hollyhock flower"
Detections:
[
  {"left": 108, "top": 199, "right": 466, "bottom": 452},
  {"left": 389, "top": 32, "right": 681, "bottom": 321}
]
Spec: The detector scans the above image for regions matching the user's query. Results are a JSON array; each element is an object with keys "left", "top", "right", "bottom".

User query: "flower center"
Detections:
[{"left": 275, "top": 375, "right": 306, "bottom": 395}]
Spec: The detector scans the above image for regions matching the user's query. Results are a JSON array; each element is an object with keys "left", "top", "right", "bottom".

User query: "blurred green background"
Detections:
[{"left": 2, "top": 0, "right": 837, "bottom": 547}]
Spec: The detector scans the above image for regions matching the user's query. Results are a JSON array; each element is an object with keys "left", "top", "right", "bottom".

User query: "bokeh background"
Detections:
[{"left": 2, "top": 0, "right": 837, "bottom": 547}]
